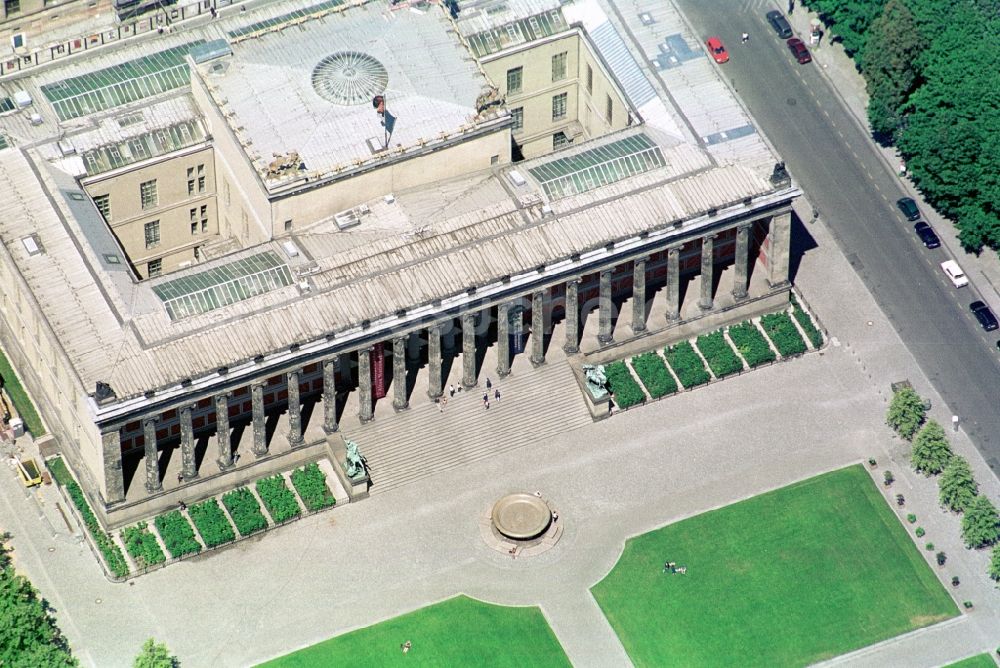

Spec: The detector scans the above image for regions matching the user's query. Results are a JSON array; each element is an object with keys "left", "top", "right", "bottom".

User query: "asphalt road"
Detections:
[{"left": 674, "top": 0, "right": 1000, "bottom": 470}]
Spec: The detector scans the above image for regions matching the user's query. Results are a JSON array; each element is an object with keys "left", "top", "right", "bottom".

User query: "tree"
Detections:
[
  {"left": 961, "top": 495, "right": 1000, "bottom": 549},
  {"left": 910, "top": 420, "right": 952, "bottom": 474},
  {"left": 939, "top": 455, "right": 979, "bottom": 512},
  {"left": 862, "top": 0, "right": 922, "bottom": 143},
  {"left": 0, "top": 534, "right": 77, "bottom": 667},
  {"left": 134, "top": 639, "right": 178, "bottom": 668},
  {"left": 887, "top": 387, "right": 925, "bottom": 440},
  {"left": 989, "top": 544, "right": 1000, "bottom": 582}
]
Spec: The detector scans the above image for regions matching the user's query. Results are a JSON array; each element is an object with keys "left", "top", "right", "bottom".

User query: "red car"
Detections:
[
  {"left": 705, "top": 36, "right": 729, "bottom": 64},
  {"left": 786, "top": 38, "right": 812, "bottom": 64}
]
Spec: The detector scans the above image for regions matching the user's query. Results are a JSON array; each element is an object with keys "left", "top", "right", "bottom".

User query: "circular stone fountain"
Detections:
[{"left": 491, "top": 493, "right": 552, "bottom": 540}]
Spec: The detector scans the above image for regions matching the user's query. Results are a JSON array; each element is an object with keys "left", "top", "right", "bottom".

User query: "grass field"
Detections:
[
  {"left": 591, "top": 465, "right": 957, "bottom": 667},
  {"left": 943, "top": 654, "right": 999, "bottom": 668},
  {"left": 259, "top": 595, "right": 570, "bottom": 667}
]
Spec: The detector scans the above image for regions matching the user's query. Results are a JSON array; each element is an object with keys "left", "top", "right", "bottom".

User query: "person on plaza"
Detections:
[
  {"left": 449, "top": 384, "right": 455, "bottom": 397},
  {"left": 401, "top": 640, "right": 412, "bottom": 654},
  {"left": 494, "top": 388, "right": 501, "bottom": 402},
  {"left": 741, "top": 31, "right": 750, "bottom": 44},
  {"left": 486, "top": 377, "right": 492, "bottom": 390},
  {"left": 788, "top": 0, "right": 794, "bottom": 14}
]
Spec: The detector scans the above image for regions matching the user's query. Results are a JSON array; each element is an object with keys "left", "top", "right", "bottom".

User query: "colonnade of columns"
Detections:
[{"left": 102, "top": 213, "right": 790, "bottom": 504}]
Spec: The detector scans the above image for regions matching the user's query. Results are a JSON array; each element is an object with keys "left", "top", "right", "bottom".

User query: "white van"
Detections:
[{"left": 940, "top": 260, "right": 969, "bottom": 287}]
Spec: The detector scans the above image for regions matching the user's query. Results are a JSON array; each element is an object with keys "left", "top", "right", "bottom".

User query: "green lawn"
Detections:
[
  {"left": 0, "top": 347, "right": 45, "bottom": 436},
  {"left": 943, "top": 654, "right": 999, "bottom": 668},
  {"left": 259, "top": 595, "right": 570, "bottom": 667},
  {"left": 591, "top": 465, "right": 957, "bottom": 667}
]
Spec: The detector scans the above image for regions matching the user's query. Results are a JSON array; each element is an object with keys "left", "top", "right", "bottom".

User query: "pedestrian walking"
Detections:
[
  {"left": 176, "top": 472, "right": 183, "bottom": 484},
  {"left": 401, "top": 640, "right": 412, "bottom": 654},
  {"left": 787, "top": 0, "right": 794, "bottom": 14},
  {"left": 486, "top": 377, "right": 492, "bottom": 390},
  {"left": 449, "top": 384, "right": 455, "bottom": 397},
  {"left": 741, "top": 31, "right": 750, "bottom": 44},
  {"left": 494, "top": 388, "right": 500, "bottom": 402}
]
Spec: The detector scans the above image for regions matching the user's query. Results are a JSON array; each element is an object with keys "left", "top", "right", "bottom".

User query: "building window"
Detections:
[
  {"left": 5, "top": 0, "right": 21, "bottom": 14},
  {"left": 284, "top": 219, "right": 292, "bottom": 231},
  {"left": 197, "top": 164, "right": 206, "bottom": 193},
  {"left": 511, "top": 107, "right": 524, "bottom": 132},
  {"left": 490, "top": 154, "right": 499, "bottom": 165},
  {"left": 606, "top": 94, "right": 613, "bottom": 125},
  {"left": 147, "top": 259, "right": 162, "bottom": 278},
  {"left": 551, "top": 52, "right": 567, "bottom": 82},
  {"left": 552, "top": 92, "right": 567, "bottom": 121},
  {"left": 187, "top": 179, "right": 195, "bottom": 196},
  {"left": 140, "top": 179, "right": 157, "bottom": 210},
  {"left": 586, "top": 64, "right": 593, "bottom": 94},
  {"left": 144, "top": 220, "right": 160, "bottom": 248},
  {"left": 506, "top": 67, "right": 522, "bottom": 95},
  {"left": 200, "top": 205, "right": 208, "bottom": 232},
  {"left": 191, "top": 221, "right": 198, "bottom": 235},
  {"left": 93, "top": 194, "right": 110, "bottom": 221},
  {"left": 553, "top": 132, "right": 570, "bottom": 150}
]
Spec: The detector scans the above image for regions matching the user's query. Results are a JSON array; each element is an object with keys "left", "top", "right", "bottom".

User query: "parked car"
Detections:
[
  {"left": 705, "top": 36, "right": 729, "bottom": 64},
  {"left": 914, "top": 222, "right": 941, "bottom": 249},
  {"left": 786, "top": 38, "right": 812, "bottom": 64},
  {"left": 766, "top": 10, "right": 793, "bottom": 38},
  {"left": 970, "top": 301, "right": 998, "bottom": 331},
  {"left": 941, "top": 260, "right": 969, "bottom": 287},
  {"left": 897, "top": 197, "right": 920, "bottom": 221}
]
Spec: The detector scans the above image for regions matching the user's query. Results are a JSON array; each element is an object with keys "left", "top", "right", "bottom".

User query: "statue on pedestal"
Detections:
[
  {"left": 345, "top": 439, "right": 367, "bottom": 479},
  {"left": 582, "top": 364, "right": 608, "bottom": 397}
]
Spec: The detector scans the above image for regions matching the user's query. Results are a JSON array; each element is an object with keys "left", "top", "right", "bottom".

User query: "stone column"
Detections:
[
  {"left": 358, "top": 348, "right": 373, "bottom": 423},
  {"left": 461, "top": 312, "right": 477, "bottom": 388},
  {"left": 530, "top": 289, "right": 546, "bottom": 366},
  {"left": 563, "top": 278, "right": 580, "bottom": 353},
  {"left": 732, "top": 224, "right": 751, "bottom": 299},
  {"left": 215, "top": 392, "right": 233, "bottom": 469},
  {"left": 101, "top": 428, "right": 125, "bottom": 504},
  {"left": 180, "top": 404, "right": 197, "bottom": 480},
  {"left": 767, "top": 213, "right": 791, "bottom": 288},
  {"left": 597, "top": 268, "right": 614, "bottom": 345},
  {"left": 392, "top": 336, "right": 408, "bottom": 411},
  {"left": 287, "top": 369, "right": 304, "bottom": 448},
  {"left": 143, "top": 417, "right": 162, "bottom": 493},
  {"left": 699, "top": 234, "right": 716, "bottom": 311},
  {"left": 427, "top": 325, "right": 443, "bottom": 399},
  {"left": 496, "top": 302, "right": 511, "bottom": 377},
  {"left": 666, "top": 246, "right": 681, "bottom": 321},
  {"left": 322, "top": 356, "right": 339, "bottom": 433},
  {"left": 631, "top": 258, "right": 647, "bottom": 334},
  {"left": 251, "top": 382, "right": 268, "bottom": 456}
]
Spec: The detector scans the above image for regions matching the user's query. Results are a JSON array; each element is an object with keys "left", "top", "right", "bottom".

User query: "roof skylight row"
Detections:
[
  {"left": 82, "top": 120, "right": 204, "bottom": 176},
  {"left": 466, "top": 9, "right": 568, "bottom": 58},
  {"left": 227, "top": 0, "right": 346, "bottom": 39}
]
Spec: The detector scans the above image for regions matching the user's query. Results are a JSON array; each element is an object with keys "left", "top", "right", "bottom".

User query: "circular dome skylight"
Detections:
[{"left": 311, "top": 52, "right": 388, "bottom": 106}]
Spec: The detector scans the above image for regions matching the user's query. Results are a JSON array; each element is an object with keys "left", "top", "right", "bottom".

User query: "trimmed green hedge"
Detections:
[
  {"left": 630, "top": 352, "right": 677, "bottom": 399},
  {"left": 222, "top": 487, "right": 268, "bottom": 536},
  {"left": 696, "top": 330, "right": 743, "bottom": 378},
  {"left": 760, "top": 312, "right": 807, "bottom": 357},
  {"left": 153, "top": 510, "right": 201, "bottom": 559},
  {"left": 664, "top": 341, "right": 710, "bottom": 389},
  {"left": 291, "top": 463, "right": 336, "bottom": 512},
  {"left": 791, "top": 300, "right": 824, "bottom": 348},
  {"left": 188, "top": 498, "right": 235, "bottom": 549},
  {"left": 120, "top": 522, "right": 165, "bottom": 570},
  {"left": 606, "top": 361, "right": 646, "bottom": 409},
  {"left": 0, "top": 349, "right": 45, "bottom": 436},
  {"left": 727, "top": 321, "right": 777, "bottom": 367},
  {"left": 47, "top": 457, "right": 128, "bottom": 578},
  {"left": 256, "top": 475, "right": 302, "bottom": 523}
]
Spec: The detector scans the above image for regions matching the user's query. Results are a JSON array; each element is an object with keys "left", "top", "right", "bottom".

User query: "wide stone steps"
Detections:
[{"left": 342, "top": 362, "right": 592, "bottom": 495}]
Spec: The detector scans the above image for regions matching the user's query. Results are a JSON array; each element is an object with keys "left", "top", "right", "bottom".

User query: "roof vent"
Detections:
[
  {"left": 508, "top": 170, "right": 527, "bottom": 187},
  {"left": 334, "top": 204, "right": 370, "bottom": 230},
  {"left": 21, "top": 235, "right": 42, "bottom": 256}
]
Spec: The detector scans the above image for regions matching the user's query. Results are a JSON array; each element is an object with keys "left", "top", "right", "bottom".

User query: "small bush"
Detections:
[
  {"left": 915, "top": 527, "right": 925, "bottom": 538},
  {"left": 963, "top": 600, "right": 973, "bottom": 609},
  {"left": 952, "top": 576, "right": 960, "bottom": 587},
  {"left": 910, "top": 420, "right": 953, "bottom": 475},
  {"left": 222, "top": 488, "right": 268, "bottom": 536},
  {"left": 883, "top": 470, "right": 894, "bottom": 486},
  {"left": 727, "top": 321, "right": 776, "bottom": 367},
  {"left": 629, "top": 352, "right": 677, "bottom": 399},
  {"left": 605, "top": 361, "right": 646, "bottom": 409},
  {"left": 759, "top": 312, "right": 807, "bottom": 357},
  {"left": 695, "top": 330, "right": 743, "bottom": 378},
  {"left": 925, "top": 542, "right": 934, "bottom": 551},
  {"left": 936, "top": 551, "right": 946, "bottom": 566},
  {"left": 255, "top": 475, "right": 302, "bottom": 524},
  {"left": 121, "top": 522, "right": 165, "bottom": 569},
  {"left": 188, "top": 498, "right": 236, "bottom": 549},
  {"left": 990, "top": 544, "right": 1000, "bottom": 582},
  {"left": 153, "top": 511, "right": 201, "bottom": 559},
  {"left": 664, "top": 341, "right": 710, "bottom": 389},
  {"left": 791, "top": 300, "right": 824, "bottom": 348},
  {"left": 290, "top": 463, "right": 336, "bottom": 512},
  {"left": 907, "top": 513, "right": 917, "bottom": 524},
  {"left": 886, "top": 387, "right": 926, "bottom": 440}
]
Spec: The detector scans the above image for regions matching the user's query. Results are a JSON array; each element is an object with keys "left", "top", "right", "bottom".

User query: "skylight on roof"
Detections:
[
  {"left": 527, "top": 133, "right": 667, "bottom": 199},
  {"left": 466, "top": 10, "right": 568, "bottom": 58},
  {"left": 152, "top": 251, "right": 294, "bottom": 320}
]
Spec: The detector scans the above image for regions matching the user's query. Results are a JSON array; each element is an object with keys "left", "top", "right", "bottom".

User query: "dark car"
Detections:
[
  {"left": 786, "top": 38, "right": 812, "bottom": 64},
  {"left": 767, "top": 10, "right": 793, "bottom": 38},
  {"left": 897, "top": 197, "right": 920, "bottom": 221},
  {"left": 970, "top": 301, "right": 999, "bottom": 331},
  {"left": 914, "top": 222, "right": 941, "bottom": 249}
]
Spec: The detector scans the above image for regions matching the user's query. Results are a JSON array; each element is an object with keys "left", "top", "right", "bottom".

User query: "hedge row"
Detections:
[
  {"left": 47, "top": 458, "right": 128, "bottom": 578},
  {"left": 120, "top": 522, "right": 165, "bottom": 570},
  {"left": 256, "top": 475, "right": 302, "bottom": 523},
  {"left": 664, "top": 341, "right": 710, "bottom": 388},
  {"left": 791, "top": 301, "right": 823, "bottom": 348},
  {"left": 0, "top": 348, "right": 45, "bottom": 436},
  {"left": 290, "top": 463, "right": 336, "bottom": 512},
  {"left": 760, "top": 312, "right": 807, "bottom": 357},
  {"left": 695, "top": 330, "right": 743, "bottom": 378},
  {"left": 153, "top": 511, "right": 202, "bottom": 559},
  {"left": 630, "top": 352, "right": 677, "bottom": 399},
  {"left": 727, "top": 321, "right": 776, "bottom": 367},
  {"left": 605, "top": 361, "right": 645, "bottom": 408},
  {"left": 188, "top": 498, "right": 236, "bottom": 549}
]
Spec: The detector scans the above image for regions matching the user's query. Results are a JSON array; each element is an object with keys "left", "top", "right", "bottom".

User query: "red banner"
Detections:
[{"left": 372, "top": 342, "right": 386, "bottom": 399}]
